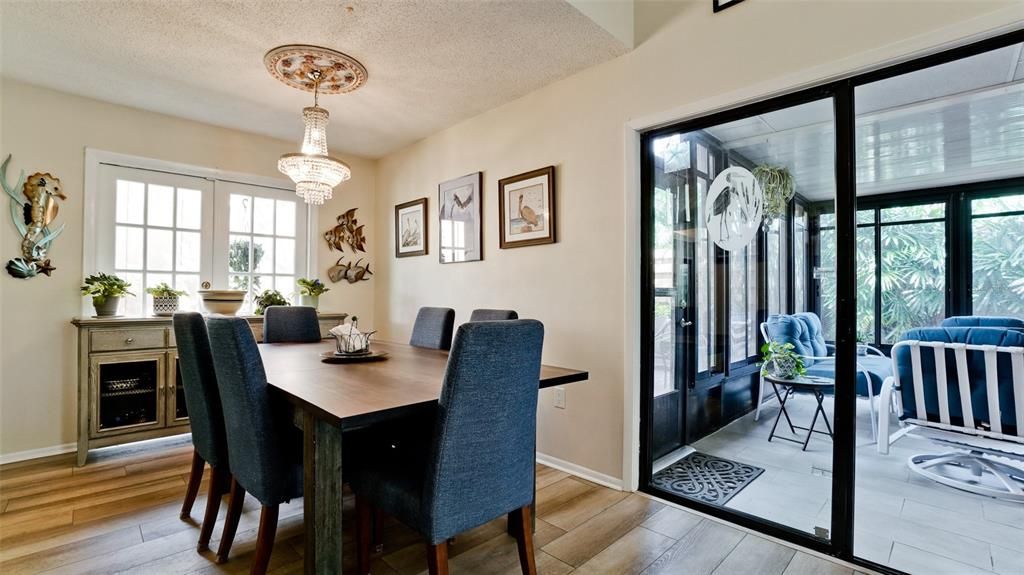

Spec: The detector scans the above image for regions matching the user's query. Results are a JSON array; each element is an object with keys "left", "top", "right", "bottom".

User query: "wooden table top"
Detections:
[{"left": 260, "top": 340, "right": 589, "bottom": 428}]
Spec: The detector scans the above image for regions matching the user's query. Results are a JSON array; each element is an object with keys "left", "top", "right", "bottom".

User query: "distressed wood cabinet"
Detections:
[{"left": 72, "top": 313, "right": 347, "bottom": 466}]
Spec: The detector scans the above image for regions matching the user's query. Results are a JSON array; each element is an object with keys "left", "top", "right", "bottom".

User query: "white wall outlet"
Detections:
[{"left": 554, "top": 387, "right": 566, "bottom": 409}]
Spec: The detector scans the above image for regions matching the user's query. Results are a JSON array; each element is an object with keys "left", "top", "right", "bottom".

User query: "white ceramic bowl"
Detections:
[{"left": 198, "top": 290, "right": 246, "bottom": 316}]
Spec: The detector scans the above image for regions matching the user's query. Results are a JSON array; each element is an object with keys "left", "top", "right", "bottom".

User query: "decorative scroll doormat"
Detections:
[{"left": 651, "top": 451, "right": 764, "bottom": 505}]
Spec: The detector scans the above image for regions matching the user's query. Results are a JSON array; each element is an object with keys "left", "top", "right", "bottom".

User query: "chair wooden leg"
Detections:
[
  {"left": 356, "top": 496, "right": 373, "bottom": 575},
  {"left": 197, "top": 466, "right": 227, "bottom": 551},
  {"left": 426, "top": 541, "right": 449, "bottom": 575},
  {"left": 250, "top": 504, "right": 279, "bottom": 575},
  {"left": 511, "top": 505, "right": 537, "bottom": 575},
  {"left": 216, "top": 478, "right": 246, "bottom": 564},
  {"left": 180, "top": 449, "right": 205, "bottom": 519}
]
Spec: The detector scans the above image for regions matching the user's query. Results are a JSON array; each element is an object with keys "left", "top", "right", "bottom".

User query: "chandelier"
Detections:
[{"left": 265, "top": 45, "right": 368, "bottom": 205}]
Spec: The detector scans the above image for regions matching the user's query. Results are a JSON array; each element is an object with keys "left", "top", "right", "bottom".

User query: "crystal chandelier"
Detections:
[
  {"left": 265, "top": 45, "right": 368, "bottom": 205},
  {"left": 277, "top": 71, "right": 350, "bottom": 205}
]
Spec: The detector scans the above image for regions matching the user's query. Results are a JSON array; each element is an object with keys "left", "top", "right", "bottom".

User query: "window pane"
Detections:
[
  {"left": 175, "top": 273, "right": 200, "bottom": 312},
  {"left": 253, "top": 236, "right": 274, "bottom": 274},
  {"left": 147, "top": 184, "right": 174, "bottom": 227},
  {"left": 176, "top": 231, "right": 201, "bottom": 272},
  {"left": 229, "top": 274, "right": 250, "bottom": 293},
  {"left": 252, "top": 275, "right": 271, "bottom": 295},
  {"left": 116, "top": 180, "right": 145, "bottom": 224},
  {"left": 115, "top": 226, "right": 144, "bottom": 269},
  {"left": 857, "top": 209, "right": 875, "bottom": 224},
  {"left": 254, "top": 197, "right": 275, "bottom": 235},
  {"left": 794, "top": 207, "right": 808, "bottom": 313},
  {"left": 176, "top": 188, "right": 202, "bottom": 229},
  {"left": 880, "top": 202, "right": 944, "bottom": 223},
  {"left": 880, "top": 221, "right": 945, "bottom": 342},
  {"left": 973, "top": 194, "right": 1024, "bottom": 215},
  {"left": 230, "top": 194, "right": 251, "bottom": 233},
  {"left": 119, "top": 271, "right": 144, "bottom": 317},
  {"left": 729, "top": 248, "right": 747, "bottom": 362},
  {"left": 275, "top": 275, "right": 295, "bottom": 295},
  {"left": 819, "top": 225, "right": 837, "bottom": 341},
  {"left": 275, "top": 238, "right": 295, "bottom": 274},
  {"left": 146, "top": 228, "right": 173, "bottom": 271},
  {"left": 856, "top": 226, "right": 876, "bottom": 343},
  {"left": 972, "top": 211, "right": 1024, "bottom": 319},
  {"left": 229, "top": 235, "right": 251, "bottom": 273},
  {"left": 276, "top": 200, "right": 297, "bottom": 237}
]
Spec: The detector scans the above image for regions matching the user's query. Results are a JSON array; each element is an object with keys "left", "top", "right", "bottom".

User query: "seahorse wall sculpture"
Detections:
[
  {"left": 324, "top": 207, "right": 372, "bottom": 284},
  {"left": 2, "top": 154, "right": 66, "bottom": 279}
]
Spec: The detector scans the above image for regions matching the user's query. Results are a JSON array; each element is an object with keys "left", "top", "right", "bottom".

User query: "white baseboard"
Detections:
[
  {"left": 0, "top": 442, "right": 76, "bottom": 465},
  {"left": 536, "top": 452, "right": 625, "bottom": 491}
]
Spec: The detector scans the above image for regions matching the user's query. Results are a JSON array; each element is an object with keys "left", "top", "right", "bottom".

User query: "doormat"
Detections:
[{"left": 651, "top": 451, "right": 764, "bottom": 506}]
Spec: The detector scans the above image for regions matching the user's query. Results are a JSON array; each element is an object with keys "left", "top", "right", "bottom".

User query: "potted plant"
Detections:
[
  {"left": 81, "top": 273, "right": 134, "bottom": 317},
  {"left": 753, "top": 164, "right": 795, "bottom": 226},
  {"left": 760, "top": 341, "right": 807, "bottom": 380},
  {"left": 296, "top": 277, "right": 329, "bottom": 309},
  {"left": 146, "top": 283, "right": 186, "bottom": 316},
  {"left": 253, "top": 289, "right": 289, "bottom": 315}
]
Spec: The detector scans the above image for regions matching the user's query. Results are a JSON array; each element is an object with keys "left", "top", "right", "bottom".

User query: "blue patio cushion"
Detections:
[
  {"left": 263, "top": 306, "right": 322, "bottom": 343},
  {"left": 940, "top": 316, "right": 1024, "bottom": 331},
  {"left": 410, "top": 307, "right": 456, "bottom": 350},
  {"left": 805, "top": 355, "right": 891, "bottom": 397},
  {"left": 764, "top": 313, "right": 828, "bottom": 367},
  {"left": 352, "top": 319, "right": 544, "bottom": 544},
  {"left": 172, "top": 312, "right": 228, "bottom": 469},
  {"left": 895, "top": 327, "right": 1023, "bottom": 434},
  {"left": 206, "top": 316, "right": 303, "bottom": 506}
]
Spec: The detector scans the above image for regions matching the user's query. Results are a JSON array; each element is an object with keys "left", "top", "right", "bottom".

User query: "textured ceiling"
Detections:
[{"left": 0, "top": 0, "right": 627, "bottom": 158}]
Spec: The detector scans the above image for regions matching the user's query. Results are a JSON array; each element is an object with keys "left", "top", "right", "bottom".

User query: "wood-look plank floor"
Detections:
[{"left": 0, "top": 437, "right": 869, "bottom": 574}]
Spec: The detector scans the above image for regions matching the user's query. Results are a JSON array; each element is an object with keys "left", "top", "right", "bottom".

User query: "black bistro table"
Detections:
[{"left": 763, "top": 374, "right": 834, "bottom": 451}]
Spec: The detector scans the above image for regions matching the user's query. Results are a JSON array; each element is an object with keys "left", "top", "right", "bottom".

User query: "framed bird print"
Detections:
[
  {"left": 498, "top": 166, "right": 555, "bottom": 249},
  {"left": 438, "top": 172, "right": 483, "bottom": 263},
  {"left": 395, "top": 197, "right": 427, "bottom": 258}
]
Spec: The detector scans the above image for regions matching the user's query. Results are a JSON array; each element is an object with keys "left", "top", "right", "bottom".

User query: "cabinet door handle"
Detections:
[{"left": 125, "top": 337, "right": 134, "bottom": 344}]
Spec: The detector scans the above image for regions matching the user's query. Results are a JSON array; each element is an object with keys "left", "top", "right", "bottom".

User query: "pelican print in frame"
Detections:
[
  {"left": 499, "top": 166, "right": 555, "bottom": 249},
  {"left": 438, "top": 172, "right": 482, "bottom": 263},
  {"left": 704, "top": 166, "right": 763, "bottom": 252}
]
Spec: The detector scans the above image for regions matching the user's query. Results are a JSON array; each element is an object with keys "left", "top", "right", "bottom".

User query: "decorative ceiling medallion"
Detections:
[{"left": 264, "top": 44, "right": 368, "bottom": 94}]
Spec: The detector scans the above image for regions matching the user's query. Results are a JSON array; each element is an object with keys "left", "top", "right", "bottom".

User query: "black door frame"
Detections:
[{"left": 638, "top": 27, "right": 1024, "bottom": 574}]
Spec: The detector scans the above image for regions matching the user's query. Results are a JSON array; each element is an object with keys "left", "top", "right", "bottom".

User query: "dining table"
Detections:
[{"left": 258, "top": 338, "right": 590, "bottom": 574}]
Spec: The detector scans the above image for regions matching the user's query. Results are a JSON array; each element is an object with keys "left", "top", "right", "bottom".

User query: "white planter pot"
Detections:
[
  {"left": 299, "top": 294, "right": 319, "bottom": 309},
  {"left": 152, "top": 296, "right": 180, "bottom": 316}
]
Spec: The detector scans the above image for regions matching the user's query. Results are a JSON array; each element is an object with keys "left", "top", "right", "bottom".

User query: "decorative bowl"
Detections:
[
  {"left": 198, "top": 290, "right": 246, "bottom": 315},
  {"left": 333, "top": 329, "right": 377, "bottom": 356}
]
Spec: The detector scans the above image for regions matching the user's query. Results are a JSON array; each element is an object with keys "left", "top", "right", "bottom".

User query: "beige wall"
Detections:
[
  {"left": 0, "top": 80, "right": 376, "bottom": 458},
  {"left": 375, "top": 1, "right": 1024, "bottom": 480}
]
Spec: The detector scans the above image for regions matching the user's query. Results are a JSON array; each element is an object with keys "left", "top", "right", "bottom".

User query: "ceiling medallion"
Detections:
[
  {"left": 264, "top": 45, "right": 368, "bottom": 95},
  {"left": 266, "top": 44, "right": 367, "bottom": 205}
]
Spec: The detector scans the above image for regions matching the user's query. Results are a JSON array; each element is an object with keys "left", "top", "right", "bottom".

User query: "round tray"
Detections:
[{"left": 320, "top": 350, "right": 389, "bottom": 364}]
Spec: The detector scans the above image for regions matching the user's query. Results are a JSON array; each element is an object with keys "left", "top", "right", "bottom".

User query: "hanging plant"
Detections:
[{"left": 753, "top": 164, "right": 794, "bottom": 224}]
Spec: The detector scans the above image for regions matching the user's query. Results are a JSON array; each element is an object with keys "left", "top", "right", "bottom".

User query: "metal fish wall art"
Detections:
[
  {"left": 324, "top": 207, "right": 372, "bottom": 284},
  {"left": 2, "top": 154, "right": 66, "bottom": 278}
]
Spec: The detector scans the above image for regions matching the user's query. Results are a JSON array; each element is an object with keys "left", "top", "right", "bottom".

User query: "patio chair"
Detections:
[
  {"left": 756, "top": 312, "right": 891, "bottom": 441},
  {"left": 877, "top": 326, "right": 1024, "bottom": 501}
]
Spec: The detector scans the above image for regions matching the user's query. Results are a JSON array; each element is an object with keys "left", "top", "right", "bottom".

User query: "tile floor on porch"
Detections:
[
  {"left": 657, "top": 395, "right": 1024, "bottom": 575},
  {"left": 0, "top": 435, "right": 877, "bottom": 574}
]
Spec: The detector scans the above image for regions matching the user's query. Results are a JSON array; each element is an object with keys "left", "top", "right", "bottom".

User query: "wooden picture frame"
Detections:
[
  {"left": 498, "top": 166, "right": 556, "bottom": 249},
  {"left": 438, "top": 172, "right": 483, "bottom": 263},
  {"left": 395, "top": 197, "right": 428, "bottom": 258},
  {"left": 713, "top": 0, "right": 746, "bottom": 12}
]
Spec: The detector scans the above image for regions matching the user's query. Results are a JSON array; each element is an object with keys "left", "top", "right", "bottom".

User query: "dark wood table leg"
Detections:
[{"left": 303, "top": 410, "right": 344, "bottom": 575}]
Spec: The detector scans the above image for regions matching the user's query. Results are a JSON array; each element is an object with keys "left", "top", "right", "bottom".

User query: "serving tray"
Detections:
[{"left": 320, "top": 350, "right": 389, "bottom": 364}]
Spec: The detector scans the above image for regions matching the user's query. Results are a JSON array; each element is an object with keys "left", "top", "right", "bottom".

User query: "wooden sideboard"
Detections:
[{"left": 71, "top": 313, "right": 348, "bottom": 466}]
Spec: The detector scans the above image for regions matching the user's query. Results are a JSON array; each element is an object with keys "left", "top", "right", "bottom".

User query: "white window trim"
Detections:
[{"left": 83, "top": 148, "right": 319, "bottom": 315}]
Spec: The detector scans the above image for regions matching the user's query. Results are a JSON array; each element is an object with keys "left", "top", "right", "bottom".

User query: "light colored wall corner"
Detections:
[
  {"left": 537, "top": 451, "right": 625, "bottom": 491},
  {"left": 0, "top": 80, "right": 375, "bottom": 458},
  {"left": 568, "top": 0, "right": 634, "bottom": 49}
]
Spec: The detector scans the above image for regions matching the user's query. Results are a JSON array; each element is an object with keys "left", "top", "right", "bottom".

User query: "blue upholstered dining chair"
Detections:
[
  {"left": 353, "top": 320, "right": 545, "bottom": 575},
  {"left": 263, "top": 305, "right": 322, "bottom": 343},
  {"left": 758, "top": 312, "right": 892, "bottom": 440},
  {"left": 172, "top": 312, "right": 231, "bottom": 552},
  {"left": 410, "top": 307, "right": 456, "bottom": 350},
  {"left": 206, "top": 315, "right": 303, "bottom": 573},
  {"left": 878, "top": 326, "right": 1024, "bottom": 501},
  {"left": 469, "top": 308, "right": 519, "bottom": 321}
]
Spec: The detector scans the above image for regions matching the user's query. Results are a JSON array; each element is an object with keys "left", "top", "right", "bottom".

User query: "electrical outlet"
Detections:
[{"left": 554, "top": 387, "right": 566, "bottom": 409}]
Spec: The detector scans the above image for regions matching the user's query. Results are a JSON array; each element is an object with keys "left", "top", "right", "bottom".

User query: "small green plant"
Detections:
[
  {"left": 296, "top": 278, "right": 330, "bottom": 296},
  {"left": 80, "top": 273, "right": 134, "bottom": 304},
  {"left": 254, "top": 289, "right": 289, "bottom": 315},
  {"left": 753, "top": 164, "right": 795, "bottom": 223},
  {"left": 145, "top": 282, "right": 186, "bottom": 298},
  {"left": 760, "top": 341, "right": 806, "bottom": 378}
]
